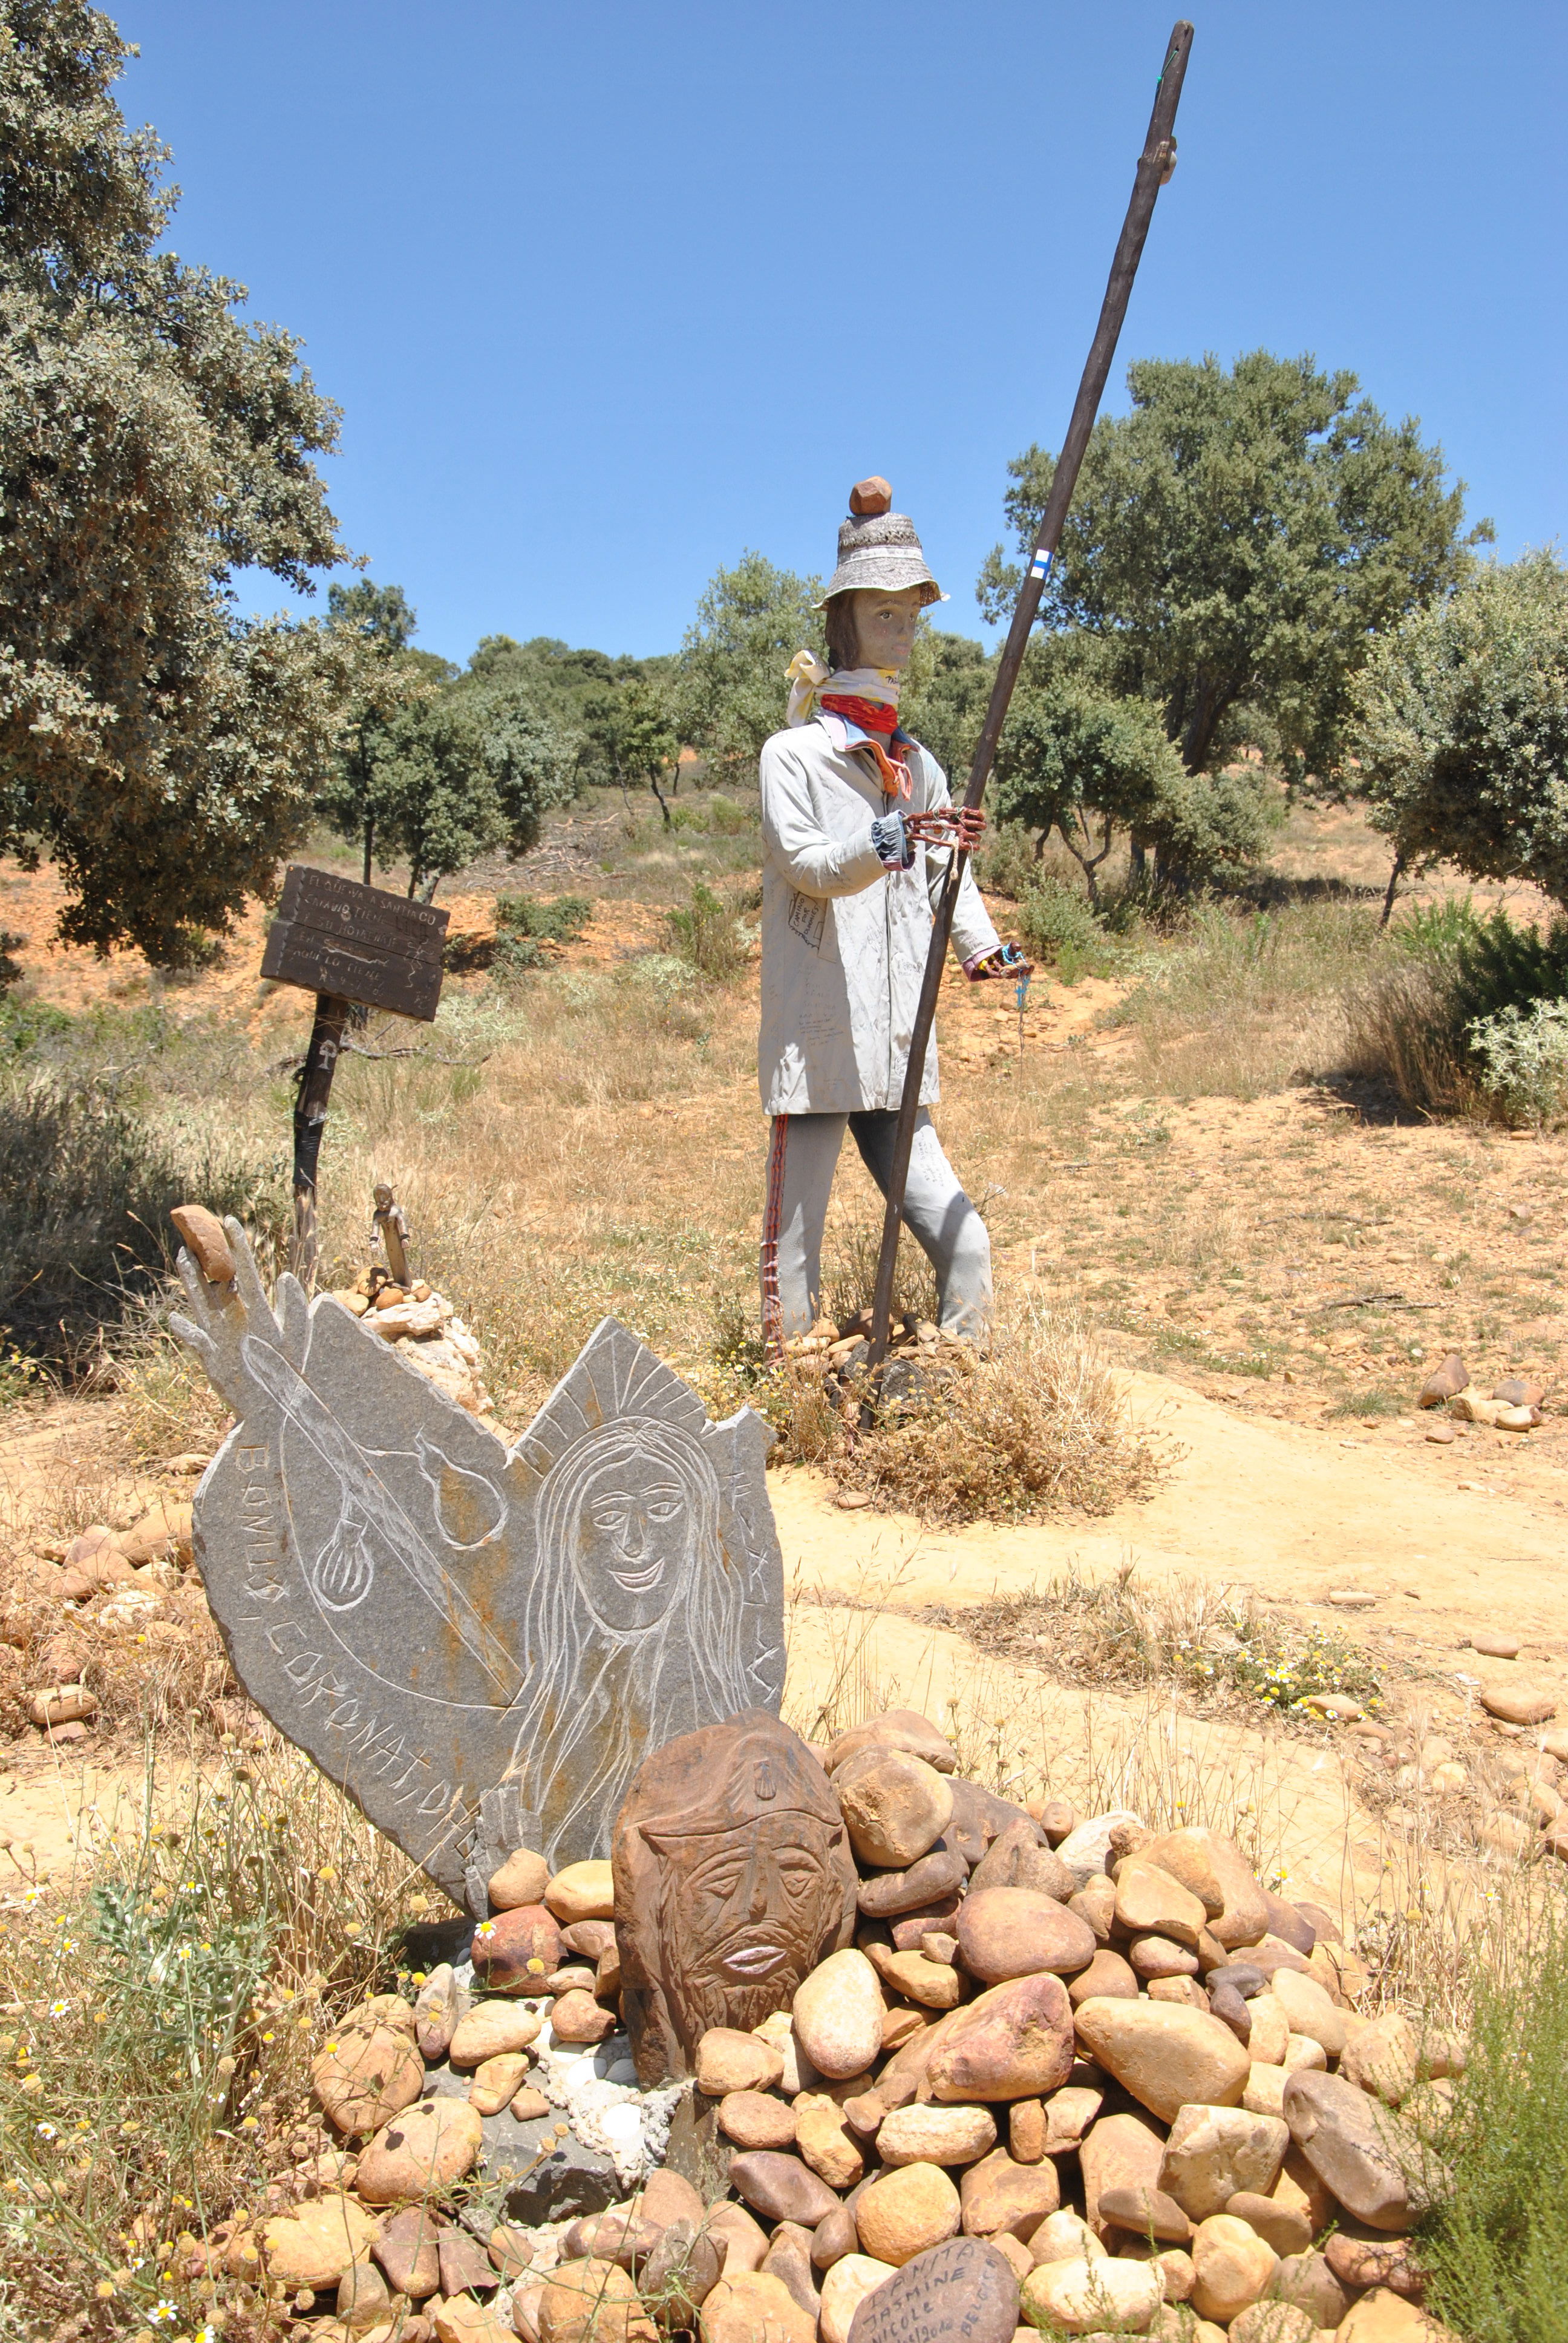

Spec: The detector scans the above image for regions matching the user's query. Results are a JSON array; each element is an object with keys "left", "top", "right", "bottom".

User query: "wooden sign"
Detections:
[{"left": 260, "top": 865, "right": 449, "bottom": 1023}]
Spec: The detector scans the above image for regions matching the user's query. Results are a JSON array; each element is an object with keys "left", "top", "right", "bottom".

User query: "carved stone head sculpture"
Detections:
[{"left": 613, "top": 1709, "right": 858, "bottom": 2085}]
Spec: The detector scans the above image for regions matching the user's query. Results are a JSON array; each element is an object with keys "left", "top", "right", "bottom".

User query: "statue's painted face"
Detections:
[
  {"left": 846, "top": 585, "right": 923, "bottom": 673},
  {"left": 570, "top": 1461, "right": 690, "bottom": 1633}
]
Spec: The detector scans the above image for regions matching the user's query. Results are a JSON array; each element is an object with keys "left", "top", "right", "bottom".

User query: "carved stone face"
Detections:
[
  {"left": 570, "top": 1461, "right": 690, "bottom": 1634},
  {"left": 613, "top": 1709, "right": 860, "bottom": 2085}
]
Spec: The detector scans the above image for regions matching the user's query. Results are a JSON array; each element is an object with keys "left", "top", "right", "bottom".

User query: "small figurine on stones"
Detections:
[
  {"left": 759, "top": 479, "right": 1030, "bottom": 1354},
  {"left": 372, "top": 1182, "right": 412, "bottom": 1287}
]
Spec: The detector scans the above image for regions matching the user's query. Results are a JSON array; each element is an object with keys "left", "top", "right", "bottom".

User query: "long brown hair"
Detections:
[{"left": 823, "top": 594, "right": 859, "bottom": 673}]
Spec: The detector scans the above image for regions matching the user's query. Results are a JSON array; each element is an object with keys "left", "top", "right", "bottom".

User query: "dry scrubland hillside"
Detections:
[{"left": 1, "top": 788, "right": 1567, "bottom": 2341}]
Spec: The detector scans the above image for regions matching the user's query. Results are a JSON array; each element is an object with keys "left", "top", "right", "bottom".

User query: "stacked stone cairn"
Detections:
[{"left": 241, "top": 1710, "right": 1457, "bottom": 2343}]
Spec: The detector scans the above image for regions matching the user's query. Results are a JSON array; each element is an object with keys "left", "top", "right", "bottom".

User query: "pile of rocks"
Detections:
[
  {"left": 234, "top": 1709, "right": 1459, "bottom": 2343},
  {"left": 1418, "top": 1351, "right": 1543, "bottom": 1437},
  {"left": 2, "top": 1501, "right": 198, "bottom": 1742},
  {"left": 328, "top": 1271, "right": 491, "bottom": 1416}
]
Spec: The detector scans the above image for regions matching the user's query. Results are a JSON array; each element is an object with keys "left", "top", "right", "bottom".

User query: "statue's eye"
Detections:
[
  {"left": 646, "top": 1499, "right": 681, "bottom": 1522},
  {"left": 591, "top": 1506, "right": 627, "bottom": 1533},
  {"left": 688, "top": 1856, "right": 746, "bottom": 1901}
]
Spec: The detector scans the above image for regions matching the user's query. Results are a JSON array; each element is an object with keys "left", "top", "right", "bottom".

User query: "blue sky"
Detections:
[{"left": 118, "top": 2, "right": 1565, "bottom": 668}]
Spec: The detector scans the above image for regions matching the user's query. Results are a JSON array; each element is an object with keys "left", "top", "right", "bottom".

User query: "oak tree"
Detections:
[{"left": 0, "top": 0, "right": 350, "bottom": 963}]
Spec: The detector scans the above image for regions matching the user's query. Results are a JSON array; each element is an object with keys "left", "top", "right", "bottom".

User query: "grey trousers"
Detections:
[{"left": 760, "top": 1108, "right": 993, "bottom": 1347}]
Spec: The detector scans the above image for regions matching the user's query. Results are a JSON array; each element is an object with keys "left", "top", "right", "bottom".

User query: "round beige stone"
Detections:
[
  {"left": 818, "top": 2254, "right": 898, "bottom": 2343},
  {"left": 1190, "top": 2214, "right": 1279, "bottom": 2324},
  {"left": 1335, "top": 2287, "right": 1463, "bottom": 2342},
  {"left": 835, "top": 1751, "right": 956, "bottom": 1867},
  {"left": 1114, "top": 1858, "right": 1209, "bottom": 1950},
  {"left": 260, "top": 2194, "right": 379, "bottom": 2289},
  {"left": 448, "top": 1999, "right": 542, "bottom": 2067},
  {"left": 1229, "top": 2299, "right": 1316, "bottom": 2343},
  {"left": 794, "top": 2096, "right": 866, "bottom": 2189},
  {"left": 695, "top": 2028, "right": 785, "bottom": 2096},
  {"left": 311, "top": 2023, "right": 425, "bottom": 2137},
  {"left": 791, "top": 1947, "right": 885, "bottom": 2080},
  {"left": 469, "top": 2051, "right": 529, "bottom": 2114},
  {"left": 544, "top": 1860, "right": 615, "bottom": 1924},
  {"left": 957, "top": 1887, "right": 1098, "bottom": 1984},
  {"left": 1339, "top": 2012, "right": 1419, "bottom": 2105},
  {"left": 488, "top": 1847, "right": 550, "bottom": 1910},
  {"left": 1029, "top": 2211, "right": 1106, "bottom": 2267},
  {"left": 552, "top": 1987, "right": 615, "bottom": 2043},
  {"left": 853, "top": 2161, "right": 962, "bottom": 2266},
  {"left": 1246, "top": 1996, "right": 1290, "bottom": 2068},
  {"left": 719, "top": 2089, "right": 797, "bottom": 2149},
  {"left": 539, "top": 2258, "right": 648, "bottom": 2343},
  {"left": 354, "top": 2097, "right": 485, "bottom": 2204},
  {"left": 1073, "top": 1998, "right": 1249, "bottom": 2123},
  {"left": 413, "top": 1964, "right": 465, "bottom": 2061},
  {"left": 1158, "top": 2105, "right": 1290, "bottom": 2221},
  {"left": 875, "top": 2102, "right": 998, "bottom": 2167},
  {"left": 699, "top": 2269, "right": 817, "bottom": 2343},
  {"left": 1269, "top": 1970, "right": 1350, "bottom": 2059},
  {"left": 958, "top": 2145, "right": 1060, "bottom": 2238},
  {"left": 433, "top": 2302, "right": 512, "bottom": 2343},
  {"left": 1022, "top": 2255, "right": 1164, "bottom": 2333},
  {"left": 1243, "top": 2064, "right": 1290, "bottom": 2118}
]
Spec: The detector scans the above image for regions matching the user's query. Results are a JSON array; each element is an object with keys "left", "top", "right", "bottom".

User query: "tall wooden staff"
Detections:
[{"left": 868, "top": 20, "right": 1195, "bottom": 1368}]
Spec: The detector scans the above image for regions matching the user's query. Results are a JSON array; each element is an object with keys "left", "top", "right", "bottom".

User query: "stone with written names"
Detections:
[
  {"left": 846, "top": 2235, "right": 1019, "bottom": 2343},
  {"left": 171, "top": 1220, "right": 784, "bottom": 1912}
]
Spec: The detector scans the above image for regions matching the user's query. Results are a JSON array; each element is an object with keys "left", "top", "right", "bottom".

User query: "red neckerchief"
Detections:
[{"left": 820, "top": 693, "right": 912, "bottom": 801}]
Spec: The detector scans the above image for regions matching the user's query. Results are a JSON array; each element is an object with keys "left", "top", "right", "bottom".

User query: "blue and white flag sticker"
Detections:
[{"left": 1030, "top": 547, "right": 1054, "bottom": 581}]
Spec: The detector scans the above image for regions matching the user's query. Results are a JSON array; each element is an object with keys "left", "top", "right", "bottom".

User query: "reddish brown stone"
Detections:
[
  {"left": 1068, "top": 1948, "right": 1139, "bottom": 2007},
  {"left": 956, "top": 1888, "right": 1096, "bottom": 1985},
  {"left": 925, "top": 1973, "right": 1076, "bottom": 2102},
  {"left": 470, "top": 1903, "right": 563, "bottom": 1992},
  {"left": 848, "top": 478, "right": 894, "bottom": 519},
  {"left": 969, "top": 1819, "right": 1078, "bottom": 1903}
]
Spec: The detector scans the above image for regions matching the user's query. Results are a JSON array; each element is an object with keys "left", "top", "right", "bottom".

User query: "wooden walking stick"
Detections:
[{"left": 867, "top": 20, "right": 1194, "bottom": 1369}]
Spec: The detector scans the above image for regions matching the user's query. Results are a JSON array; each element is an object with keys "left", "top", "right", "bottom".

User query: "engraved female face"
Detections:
[{"left": 569, "top": 1460, "right": 691, "bottom": 1633}]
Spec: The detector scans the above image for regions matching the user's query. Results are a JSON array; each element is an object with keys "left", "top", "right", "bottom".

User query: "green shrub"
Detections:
[
  {"left": 494, "top": 891, "right": 593, "bottom": 942},
  {"left": 1417, "top": 1893, "right": 1568, "bottom": 2340},
  {"left": 972, "top": 821, "right": 1041, "bottom": 901},
  {"left": 668, "top": 880, "right": 751, "bottom": 980},
  {"left": 1346, "top": 897, "right": 1568, "bottom": 1121},
  {"left": 0, "top": 1075, "right": 288, "bottom": 1371},
  {"left": 1015, "top": 876, "right": 1112, "bottom": 982},
  {"left": 668, "top": 791, "right": 756, "bottom": 836},
  {"left": 485, "top": 893, "right": 595, "bottom": 987},
  {"left": 1356, "top": 548, "right": 1568, "bottom": 908},
  {"left": 1468, "top": 1000, "right": 1568, "bottom": 1126}
]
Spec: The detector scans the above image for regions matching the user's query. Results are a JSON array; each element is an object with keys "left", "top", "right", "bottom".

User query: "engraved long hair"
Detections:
[{"left": 507, "top": 1419, "right": 750, "bottom": 1868}]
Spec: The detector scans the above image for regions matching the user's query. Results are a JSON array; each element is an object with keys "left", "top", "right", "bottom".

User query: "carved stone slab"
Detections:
[
  {"left": 614, "top": 1710, "right": 858, "bottom": 2086},
  {"left": 171, "top": 1224, "right": 784, "bottom": 1911}
]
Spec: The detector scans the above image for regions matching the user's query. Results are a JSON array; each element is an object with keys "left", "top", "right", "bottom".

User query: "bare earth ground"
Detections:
[{"left": 2, "top": 796, "right": 1564, "bottom": 1950}]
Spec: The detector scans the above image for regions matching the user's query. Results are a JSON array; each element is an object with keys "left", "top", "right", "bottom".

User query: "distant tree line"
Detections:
[{"left": 3, "top": 2, "right": 1555, "bottom": 954}]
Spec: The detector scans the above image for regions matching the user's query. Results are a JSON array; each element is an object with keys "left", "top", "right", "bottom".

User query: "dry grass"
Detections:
[
  {"left": 0, "top": 1728, "right": 439, "bottom": 2341},
  {"left": 831, "top": 1297, "right": 1158, "bottom": 1524},
  {"left": 922, "top": 1559, "right": 1386, "bottom": 1714}
]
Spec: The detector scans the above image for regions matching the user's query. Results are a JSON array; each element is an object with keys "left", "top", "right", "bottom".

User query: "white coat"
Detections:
[{"left": 757, "top": 713, "right": 1000, "bottom": 1115}]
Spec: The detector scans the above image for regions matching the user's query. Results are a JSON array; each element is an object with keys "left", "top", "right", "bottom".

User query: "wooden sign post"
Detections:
[{"left": 260, "top": 867, "right": 449, "bottom": 1289}]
